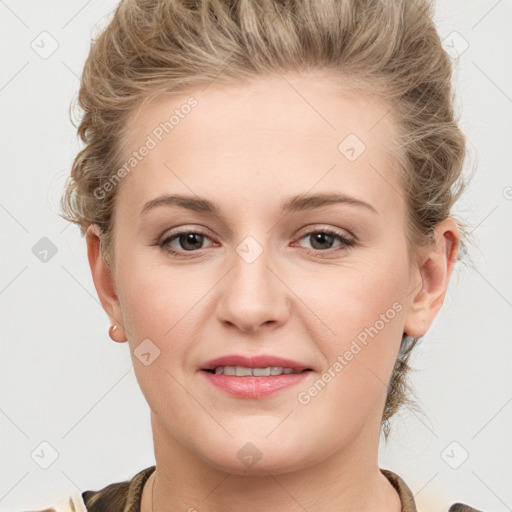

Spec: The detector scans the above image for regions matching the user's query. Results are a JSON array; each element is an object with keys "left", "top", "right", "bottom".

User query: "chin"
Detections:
[
  {"left": 194, "top": 434, "right": 318, "bottom": 477},
  {"left": 203, "top": 450, "right": 309, "bottom": 477}
]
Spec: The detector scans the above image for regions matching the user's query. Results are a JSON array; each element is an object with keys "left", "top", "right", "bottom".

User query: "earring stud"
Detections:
[
  {"left": 109, "top": 323, "right": 127, "bottom": 342},
  {"left": 109, "top": 324, "right": 119, "bottom": 341}
]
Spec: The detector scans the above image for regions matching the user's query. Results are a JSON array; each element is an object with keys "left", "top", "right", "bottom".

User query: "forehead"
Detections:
[
  {"left": 115, "top": 73, "right": 403, "bottom": 218},
  {"left": 123, "top": 73, "right": 395, "bottom": 148}
]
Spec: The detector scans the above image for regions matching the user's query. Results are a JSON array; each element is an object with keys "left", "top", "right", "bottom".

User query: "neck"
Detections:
[{"left": 141, "top": 413, "right": 401, "bottom": 512}]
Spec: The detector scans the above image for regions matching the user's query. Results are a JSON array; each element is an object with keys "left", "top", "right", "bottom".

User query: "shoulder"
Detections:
[
  {"left": 82, "top": 465, "right": 155, "bottom": 512},
  {"left": 380, "top": 467, "right": 487, "bottom": 512},
  {"left": 448, "top": 504, "right": 485, "bottom": 512},
  {"left": 24, "top": 466, "right": 156, "bottom": 512},
  {"left": 21, "top": 493, "right": 87, "bottom": 512}
]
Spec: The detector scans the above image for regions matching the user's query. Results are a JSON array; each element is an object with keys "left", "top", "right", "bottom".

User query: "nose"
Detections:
[{"left": 215, "top": 241, "right": 290, "bottom": 334}]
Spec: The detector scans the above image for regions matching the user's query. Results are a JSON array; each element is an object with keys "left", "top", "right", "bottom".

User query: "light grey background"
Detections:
[{"left": 1, "top": 1, "right": 511, "bottom": 511}]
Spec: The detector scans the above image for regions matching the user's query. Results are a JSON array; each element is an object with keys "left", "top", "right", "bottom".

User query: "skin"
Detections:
[{"left": 86, "top": 72, "right": 459, "bottom": 511}]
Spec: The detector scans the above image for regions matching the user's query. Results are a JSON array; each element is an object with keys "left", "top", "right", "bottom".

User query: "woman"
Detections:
[{"left": 31, "top": 0, "right": 482, "bottom": 510}]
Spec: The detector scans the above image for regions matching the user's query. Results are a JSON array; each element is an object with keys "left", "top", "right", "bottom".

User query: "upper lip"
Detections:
[{"left": 200, "top": 355, "right": 312, "bottom": 372}]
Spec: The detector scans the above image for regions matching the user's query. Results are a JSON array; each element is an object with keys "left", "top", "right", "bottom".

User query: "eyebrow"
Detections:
[{"left": 140, "top": 192, "right": 378, "bottom": 217}]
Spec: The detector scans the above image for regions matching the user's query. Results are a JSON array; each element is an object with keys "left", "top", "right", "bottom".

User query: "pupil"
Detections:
[
  {"left": 182, "top": 233, "right": 203, "bottom": 250},
  {"left": 311, "top": 232, "right": 333, "bottom": 250}
]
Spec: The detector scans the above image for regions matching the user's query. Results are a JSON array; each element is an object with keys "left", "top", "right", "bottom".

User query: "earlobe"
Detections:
[
  {"left": 85, "top": 223, "right": 127, "bottom": 342},
  {"left": 403, "top": 219, "right": 460, "bottom": 338}
]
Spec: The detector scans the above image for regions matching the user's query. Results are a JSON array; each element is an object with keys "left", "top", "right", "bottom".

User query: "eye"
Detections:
[
  {"left": 156, "top": 226, "right": 355, "bottom": 259},
  {"left": 159, "top": 229, "right": 215, "bottom": 257},
  {"left": 294, "top": 229, "right": 355, "bottom": 255}
]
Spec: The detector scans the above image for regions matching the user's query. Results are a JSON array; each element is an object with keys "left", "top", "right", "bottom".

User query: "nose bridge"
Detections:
[{"left": 233, "top": 231, "right": 278, "bottom": 302}]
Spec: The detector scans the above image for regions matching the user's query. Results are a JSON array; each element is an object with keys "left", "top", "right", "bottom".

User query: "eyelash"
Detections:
[{"left": 157, "top": 227, "right": 355, "bottom": 259}]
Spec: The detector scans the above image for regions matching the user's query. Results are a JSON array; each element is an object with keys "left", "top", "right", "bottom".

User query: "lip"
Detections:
[
  {"left": 198, "top": 354, "right": 313, "bottom": 399},
  {"left": 200, "top": 354, "right": 312, "bottom": 372},
  {"left": 200, "top": 371, "right": 311, "bottom": 398}
]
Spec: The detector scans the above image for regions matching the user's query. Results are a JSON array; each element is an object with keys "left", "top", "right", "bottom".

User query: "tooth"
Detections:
[
  {"left": 235, "top": 366, "right": 253, "bottom": 377},
  {"left": 252, "top": 367, "right": 271, "bottom": 376},
  {"left": 212, "top": 365, "right": 301, "bottom": 376}
]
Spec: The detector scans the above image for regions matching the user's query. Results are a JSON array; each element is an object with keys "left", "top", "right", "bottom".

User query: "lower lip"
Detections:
[{"left": 200, "top": 371, "right": 311, "bottom": 398}]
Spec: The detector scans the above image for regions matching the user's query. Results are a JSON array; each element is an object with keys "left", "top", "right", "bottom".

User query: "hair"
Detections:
[{"left": 60, "top": 0, "right": 470, "bottom": 439}]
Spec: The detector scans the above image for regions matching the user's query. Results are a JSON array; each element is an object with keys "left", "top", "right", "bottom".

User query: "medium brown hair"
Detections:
[{"left": 60, "top": 0, "right": 470, "bottom": 439}]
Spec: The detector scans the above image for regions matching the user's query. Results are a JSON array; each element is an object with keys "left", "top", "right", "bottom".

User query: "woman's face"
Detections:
[{"left": 90, "top": 73, "right": 449, "bottom": 475}]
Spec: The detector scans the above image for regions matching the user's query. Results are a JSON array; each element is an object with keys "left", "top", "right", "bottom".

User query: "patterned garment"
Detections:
[{"left": 24, "top": 465, "right": 484, "bottom": 512}]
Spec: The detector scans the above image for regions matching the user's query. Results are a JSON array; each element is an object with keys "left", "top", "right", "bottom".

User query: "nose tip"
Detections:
[{"left": 216, "top": 255, "right": 289, "bottom": 334}]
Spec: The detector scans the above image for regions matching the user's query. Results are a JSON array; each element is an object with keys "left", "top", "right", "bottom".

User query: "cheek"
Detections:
[
  {"left": 291, "top": 249, "right": 408, "bottom": 404},
  {"left": 116, "top": 246, "right": 203, "bottom": 337},
  {"left": 292, "top": 251, "right": 408, "bottom": 345},
  {"left": 116, "top": 256, "right": 221, "bottom": 398},
  {"left": 292, "top": 302, "right": 404, "bottom": 461},
  {"left": 117, "top": 262, "right": 210, "bottom": 428}
]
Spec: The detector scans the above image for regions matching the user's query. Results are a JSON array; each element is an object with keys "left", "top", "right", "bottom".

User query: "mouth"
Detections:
[
  {"left": 200, "top": 354, "right": 313, "bottom": 373},
  {"left": 199, "top": 355, "right": 313, "bottom": 398},
  {"left": 202, "top": 366, "right": 312, "bottom": 376}
]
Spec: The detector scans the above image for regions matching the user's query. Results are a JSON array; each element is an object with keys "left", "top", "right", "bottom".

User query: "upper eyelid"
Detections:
[
  {"left": 160, "top": 229, "right": 216, "bottom": 247},
  {"left": 295, "top": 225, "right": 354, "bottom": 240}
]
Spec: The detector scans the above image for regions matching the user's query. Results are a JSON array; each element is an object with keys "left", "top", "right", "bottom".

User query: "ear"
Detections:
[
  {"left": 85, "top": 223, "right": 127, "bottom": 342},
  {"left": 404, "top": 218, "right": 460, "bottom": 338}
]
